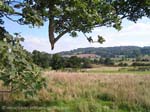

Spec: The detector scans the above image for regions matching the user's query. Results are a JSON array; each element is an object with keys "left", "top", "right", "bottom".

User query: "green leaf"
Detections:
[
  {"left": 97, "top": 35, "right": 105, "bottom": 44},
  {"left": 70, "top": 31, "right": 78, "bottom": 37},
  {"left": 0, "top": 29, "right": 46, "bottom": 97}
]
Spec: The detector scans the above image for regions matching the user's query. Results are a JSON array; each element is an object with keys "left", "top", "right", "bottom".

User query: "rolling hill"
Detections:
[{"left": 58, "top": 46, "right": 150, "bottom": 58}]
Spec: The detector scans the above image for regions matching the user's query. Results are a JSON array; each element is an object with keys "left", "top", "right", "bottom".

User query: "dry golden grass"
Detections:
[
  {"left": 1, "top": 71, "right": 150, "bottom": 111},
  {"left": 41, "top": 71, "right": 150, "bottom": 108}
]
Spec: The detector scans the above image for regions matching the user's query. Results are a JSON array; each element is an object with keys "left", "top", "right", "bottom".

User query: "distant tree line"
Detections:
[
  {"left": 31, "top": 50, "right": 115, "bottom": 70},
  {"left": 31, "top": 49, "right": 150, "bottom": 70},
  {"left": 59, "top": 46, "right": 150, "bottom": 58}
]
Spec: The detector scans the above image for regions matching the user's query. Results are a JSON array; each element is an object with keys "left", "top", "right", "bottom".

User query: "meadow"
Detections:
[
  {"left": 0, "top": 67, "right": 150, "bottom": 112},
  {"left": 82, "top": 66, "right": 150, "bottom": 75}
]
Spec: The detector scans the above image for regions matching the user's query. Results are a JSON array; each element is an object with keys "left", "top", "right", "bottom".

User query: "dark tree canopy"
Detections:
[{"left": 0, "top": 0, "right": 150, "bottom": 49}]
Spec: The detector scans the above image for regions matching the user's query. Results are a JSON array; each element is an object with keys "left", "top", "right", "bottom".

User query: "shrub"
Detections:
[
  {"left": 132, "top": 62, "right": 150, "bottom": 66},
  {"left": 0, "top": 28, "right": 46, "bottom": 97},
  {"left": 50, "top": 54, "right": 64, "bottom": 70},
  {"left": 118, "top": 62, "right": 128, "bottom": 66},
  {"left": 104, "top": 58, "right": 114, "bottom": 66}
]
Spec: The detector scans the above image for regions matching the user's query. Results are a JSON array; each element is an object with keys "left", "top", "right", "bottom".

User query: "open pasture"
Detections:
[{"left": 0, "top": 70, "right": 150, "bottom": 112}]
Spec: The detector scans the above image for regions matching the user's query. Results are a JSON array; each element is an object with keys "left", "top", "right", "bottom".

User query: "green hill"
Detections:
[{"left": 58, "top": 46, "right": 150, "bottom": 58}]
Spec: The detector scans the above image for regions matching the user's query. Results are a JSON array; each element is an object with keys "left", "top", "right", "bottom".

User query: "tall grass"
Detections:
[
  {"left": 1, "top": 71, "right": 150, "bottom": 112},
  {"left": 41, "top": 71, "right": 150, "bottom": 112}
]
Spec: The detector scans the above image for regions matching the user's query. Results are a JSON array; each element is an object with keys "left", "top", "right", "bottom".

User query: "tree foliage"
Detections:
[
  {"left": 67, "top": 56, "right": 82, "bottom": 68},
  {"left": 1, "top": 0, "right": 149, "bottom": 49},
  {"left": 50, "top": 54, "right": 64, "bottom": 70},
  {"left": 0, "top": 28, "right": 46, "bottom": 97},
  {"left": 31, "top": 51, "right": 94, "bottom": 70},
  {"left": 60, "top": 46, "right": 150, "bottom": 58},
  {"left": 32, "top": 50, "right": 51, "bottom": 68}
]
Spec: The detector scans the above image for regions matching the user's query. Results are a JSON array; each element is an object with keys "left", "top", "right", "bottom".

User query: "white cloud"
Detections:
[
  {"left": 90, "top": 22, "right": 150, "bottom": 47},
  {"left": 22, "top": 21, "right": 150, "bottom": 53},
  {"left": 22, "top": 36, "right": 52, "bottom": 53}
]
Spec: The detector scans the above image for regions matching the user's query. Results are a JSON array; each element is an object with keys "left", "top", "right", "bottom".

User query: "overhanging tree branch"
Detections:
[
  {"left": 4, "top": 13, "right": 25, "bottom": 25},
  {"left": 54, "top": 29, "right": 70, "bottom": 43},
  {"left": 1, "top": 0, "right": 150, "bottom": 50}
]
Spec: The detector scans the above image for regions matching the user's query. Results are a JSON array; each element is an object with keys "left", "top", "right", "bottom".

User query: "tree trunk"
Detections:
[{"left": 48, "top": 17, "right": 55, "bottom": 50}]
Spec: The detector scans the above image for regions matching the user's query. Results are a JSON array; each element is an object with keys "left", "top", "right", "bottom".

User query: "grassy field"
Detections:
[
  {"left": 82, "top": 66, "right": 150, "bottom": 75},
  {"left": 0, "top": 67, "right": 150, "bottom": 112}
]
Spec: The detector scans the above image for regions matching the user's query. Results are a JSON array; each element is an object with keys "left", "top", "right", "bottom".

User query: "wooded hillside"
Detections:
[{"left": 59, "top": 46, "right": 150, "bottom": 58}]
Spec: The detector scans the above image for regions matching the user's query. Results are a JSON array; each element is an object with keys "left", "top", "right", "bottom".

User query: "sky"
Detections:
[{"left": 3, "top": 17, "right": 150, "bottom": 53}]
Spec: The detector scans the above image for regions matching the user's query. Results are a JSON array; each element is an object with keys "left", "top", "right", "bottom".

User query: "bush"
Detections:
[
  {"left": 132, "top": 62, "right": 150, "bottom": 66},
  {"left": 118, "top": 62, "right": 128, "bottom": 66},
  {"left": 50, "top": 54, "right": 64, "bottom": 70},
  {"left": 104, "top": 58, "right": 114, "bottom": 66},
  {"left": 0, "top": 29, "right": 46, "bottom": 97},
  {"left": 32, "top": 50, "right": 51, "bottom": 68},
  {"left": 81, "top": 58, "right": 92, "bottom": 68}
]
